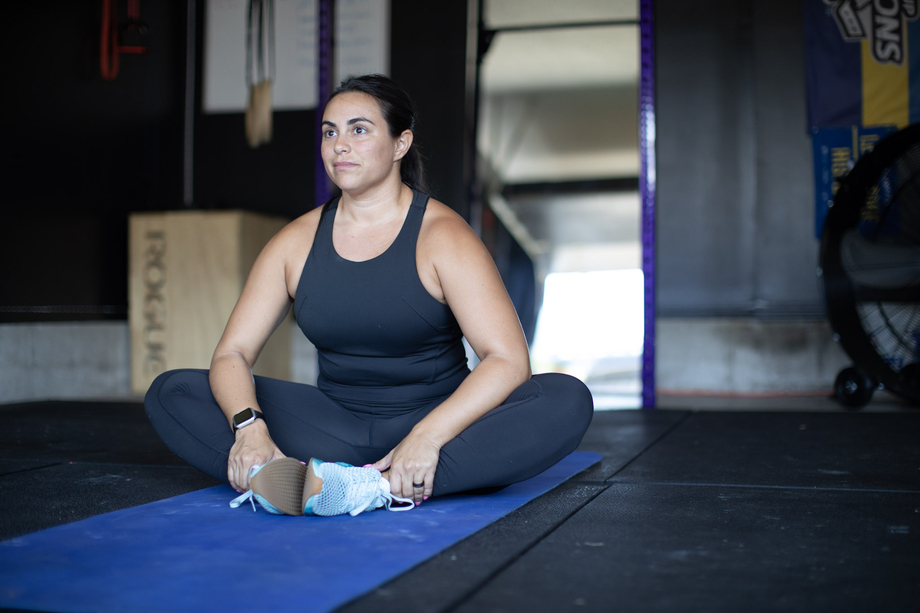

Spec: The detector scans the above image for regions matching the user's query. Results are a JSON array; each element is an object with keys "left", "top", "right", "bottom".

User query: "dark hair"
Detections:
[{"left": 328, "top": 74, "right": 428, "bottom": 194}]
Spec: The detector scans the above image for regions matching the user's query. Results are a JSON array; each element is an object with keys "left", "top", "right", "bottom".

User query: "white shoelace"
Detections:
[
  {"left": 350, "top": 478, "right": 413, "bottom": 515},
  {"left": 228, "top": 464, "right": 263, "bottom": 511},
  {"left": 229, "top": 489, "right": 257, "bottom": 511}
]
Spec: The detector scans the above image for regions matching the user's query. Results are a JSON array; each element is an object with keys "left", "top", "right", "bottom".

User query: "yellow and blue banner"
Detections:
[
  {"left": 812, "top": 125, "right": 896, "bottom": 235},
  {"left": 805, "top": 0, "right": 919, "bottom": 235}
]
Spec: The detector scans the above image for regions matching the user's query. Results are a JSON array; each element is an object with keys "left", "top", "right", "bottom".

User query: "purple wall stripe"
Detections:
[
  {"left": 639, "top": 0, "right": 657, "bottom": 408},
  {"left": 315, "top": 0, "right": 333, "bottom": 207}
]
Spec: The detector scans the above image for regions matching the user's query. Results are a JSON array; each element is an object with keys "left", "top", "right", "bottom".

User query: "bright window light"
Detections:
[{"left": 531, "top": 269, "right": 644, "bottom": 366}]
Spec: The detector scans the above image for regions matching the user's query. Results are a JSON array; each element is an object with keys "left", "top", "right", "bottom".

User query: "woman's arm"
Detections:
[
  {"left": 372, "top": 205, "right": 531, "bottom": 503},
  {"left": 209, "top": 219, "right": 311, "bottom": 491}
]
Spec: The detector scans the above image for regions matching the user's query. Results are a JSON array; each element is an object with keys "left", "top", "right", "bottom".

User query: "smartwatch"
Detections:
[{"left": 232, "top": 407, "right": 263, "bottom": 431}]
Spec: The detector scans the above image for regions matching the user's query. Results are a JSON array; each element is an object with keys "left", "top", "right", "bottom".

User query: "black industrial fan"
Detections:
[{"left": 820, "top": 124, "right": 920, "bottom": 409}]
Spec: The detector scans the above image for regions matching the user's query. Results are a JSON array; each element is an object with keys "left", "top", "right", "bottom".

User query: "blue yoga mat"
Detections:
[{"left": 0, "top": 451, "right": 599, "bottom": 613}]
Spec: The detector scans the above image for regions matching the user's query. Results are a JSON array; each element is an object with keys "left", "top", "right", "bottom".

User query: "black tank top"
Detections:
[{"left": 294, "top": 190, "right": 469, "bottom": 413}]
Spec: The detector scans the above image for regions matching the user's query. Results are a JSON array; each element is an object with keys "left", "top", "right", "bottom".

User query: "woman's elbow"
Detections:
[
  {"left": 511, "top": 349, "right": 532, "bottom": 385},
  {"left": 210, "top": 347, "right": 254, "bottom": 372}
]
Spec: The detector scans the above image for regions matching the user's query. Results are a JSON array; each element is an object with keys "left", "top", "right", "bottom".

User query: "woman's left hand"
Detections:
[{"left": 371, "top": 433, "right": 441, "bottom": 505}]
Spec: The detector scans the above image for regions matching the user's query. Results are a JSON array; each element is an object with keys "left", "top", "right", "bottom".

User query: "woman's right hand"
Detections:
[{"left": 228, "top": 420, "right": 286, "bottom": 492}]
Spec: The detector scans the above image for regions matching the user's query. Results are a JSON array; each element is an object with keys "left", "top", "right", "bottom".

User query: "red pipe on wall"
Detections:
[{"left": 100, "top": 0, "right": 149, "bottom": 80}]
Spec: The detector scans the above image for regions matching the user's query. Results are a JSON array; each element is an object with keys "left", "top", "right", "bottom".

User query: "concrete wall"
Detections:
[
  {"left": 656, "top": 0, "right": 820, "bottom": 317},
  {"left": 656, "top": 318, "right": 850, "bottom": 394},
  {"left": 2, "top": 317, "right": 853, "bottom": 403},
  {"left": 0, "top": 323, "right": 318, "bottom": 405},
  {"left": 0, "top": 323, "right": 131, "bottom": 402},
  {"left": 650, "top": 0, "right": 853, "bottom": 394}
]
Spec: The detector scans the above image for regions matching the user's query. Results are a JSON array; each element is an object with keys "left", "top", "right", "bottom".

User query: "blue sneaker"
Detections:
[{"left": 304, "top": 458, "right": 414, "bottom": 516}]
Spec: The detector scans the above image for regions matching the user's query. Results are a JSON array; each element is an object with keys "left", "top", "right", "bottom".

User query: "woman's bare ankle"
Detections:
[{"left": 304, "top": 459, "right": 324, "bottom": 498}]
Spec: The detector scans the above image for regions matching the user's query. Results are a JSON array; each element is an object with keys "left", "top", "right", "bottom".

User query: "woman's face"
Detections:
[{"left": 321, "top": 91, "right": 410, "bottom": 194}]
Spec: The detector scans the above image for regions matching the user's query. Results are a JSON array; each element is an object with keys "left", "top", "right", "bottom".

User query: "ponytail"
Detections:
[{"left": 399, "top": 142, "right": 428, "bottom": 194}]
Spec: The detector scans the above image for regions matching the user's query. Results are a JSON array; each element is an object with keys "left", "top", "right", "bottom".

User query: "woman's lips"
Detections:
[{"left": 334, "top": 161, "right": 358, "bottom": 170}]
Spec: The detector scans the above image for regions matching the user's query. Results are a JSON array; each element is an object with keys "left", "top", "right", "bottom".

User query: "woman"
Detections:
[{"left": 145, "top": 74, "right": 593, "bottom": 517}]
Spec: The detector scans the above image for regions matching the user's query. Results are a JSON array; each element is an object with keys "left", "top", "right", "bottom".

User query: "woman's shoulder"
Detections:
[
  {"left": 417, "top": 196, "right": 490, "bottom": 274},
  {"left": 420, "top": 197, "right": 478, "bottom": 247},
  {"left": 258, "top": 206, "right": 326, "bottom": 293},
  {"left": 269, "top": 205, "right": 324, "bottom": 251}
]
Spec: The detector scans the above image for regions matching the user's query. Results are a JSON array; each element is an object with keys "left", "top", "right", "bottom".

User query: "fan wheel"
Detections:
[{"left": 833, "top": 366, "right": 876, "bottom": 410}]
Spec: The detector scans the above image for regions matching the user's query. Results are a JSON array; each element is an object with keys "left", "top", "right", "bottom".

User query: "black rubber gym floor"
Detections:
[{"left": 1, "top": 401, "right": 918, "bottom": 612}]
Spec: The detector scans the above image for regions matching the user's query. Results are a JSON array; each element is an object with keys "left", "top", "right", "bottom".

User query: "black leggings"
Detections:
[{"left": 144, "top": 370, "right": 594, "bottom": 496}]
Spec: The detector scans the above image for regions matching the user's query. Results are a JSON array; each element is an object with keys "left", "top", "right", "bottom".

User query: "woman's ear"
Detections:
[{"left": 394, "top": 129, "right": 414, "bottom": 161}]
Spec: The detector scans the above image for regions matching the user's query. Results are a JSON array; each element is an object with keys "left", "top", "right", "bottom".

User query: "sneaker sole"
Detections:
[{"left": 250, "top": 458, "right": 310, "bottom": 516}]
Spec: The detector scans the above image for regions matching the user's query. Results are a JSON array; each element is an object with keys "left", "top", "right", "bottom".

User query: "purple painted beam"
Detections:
[
  {"left": 315, "top": 0, "right": 333, "bottom": 207},
  {"left": 640, "top": 0, "right": 657, "bottom": 408}
]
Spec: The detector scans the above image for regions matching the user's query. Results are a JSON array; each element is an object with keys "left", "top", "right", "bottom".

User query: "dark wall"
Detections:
[
  {"left": 2, "top": 1, "right": 471, "bottom": 322},
  {"left": 5, "top": 1, "right": 187, "bottom": 211},
  {"left": 193, "top": 111, "right": 316, "bottom": 218},
  {"left": 391, "top": 0, "right": 470, "bottom": 217},
  {"left": 2, "top": 0, "right": 187, "bottom": 321}
]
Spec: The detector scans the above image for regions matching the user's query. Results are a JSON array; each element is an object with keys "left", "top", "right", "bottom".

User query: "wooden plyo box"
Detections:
[{"left": 129, "top": 210, "right": 291, "bottom": 395}]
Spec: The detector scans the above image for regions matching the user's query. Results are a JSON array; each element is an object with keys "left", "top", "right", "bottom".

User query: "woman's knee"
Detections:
[
  {"left": 533, "top": 372, "right": 594, "bottom": 429},
  {"left": 143, "top": 369, "right": 230, "bottom": 469},
  {"left": 144, "top": 369, "right": 212, "bottom": 417}
]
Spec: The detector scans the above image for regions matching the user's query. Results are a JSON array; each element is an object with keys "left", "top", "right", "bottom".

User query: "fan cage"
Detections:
[{"left": 820, "top": 124, "right": 920, "bottom": 406}]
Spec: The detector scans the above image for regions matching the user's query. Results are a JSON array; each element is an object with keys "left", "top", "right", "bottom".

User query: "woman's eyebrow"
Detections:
[{"left": 321, "top": 116, "right": 375, "bottom": 128}]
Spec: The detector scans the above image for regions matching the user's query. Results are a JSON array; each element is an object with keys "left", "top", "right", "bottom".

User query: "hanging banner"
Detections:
[
  {"left": 811, "top": 124, "right": 897, "bottom": 236},
  {"left": 805, "top": 0, "right": 920, "bottom": 129},
  {"left": 805, "top": 0, "right": 920, "bottom": 235}
]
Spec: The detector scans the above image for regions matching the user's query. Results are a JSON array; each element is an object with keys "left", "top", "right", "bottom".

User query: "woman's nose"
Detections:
[{"left": 333, "top": 136, "right": 349, "bottom": 153}]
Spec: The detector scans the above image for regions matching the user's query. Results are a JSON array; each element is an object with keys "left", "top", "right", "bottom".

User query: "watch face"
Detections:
[{"left": 233, "top": 408, "right": 255, "bottom": 428}]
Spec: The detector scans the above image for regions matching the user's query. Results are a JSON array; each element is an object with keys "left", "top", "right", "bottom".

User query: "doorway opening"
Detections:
[{"left": 474, "top": 0, "right": 642, "bottom": 409}]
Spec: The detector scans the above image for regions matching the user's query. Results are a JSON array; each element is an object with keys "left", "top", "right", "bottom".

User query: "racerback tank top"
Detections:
[{"left": 294, "top": 190, "right": 469, "bottom": 413}]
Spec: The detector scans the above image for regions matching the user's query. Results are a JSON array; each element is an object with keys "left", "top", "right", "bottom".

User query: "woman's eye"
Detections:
[{"left": 353, "top": 126, "right": 367, "bottom": 135}]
